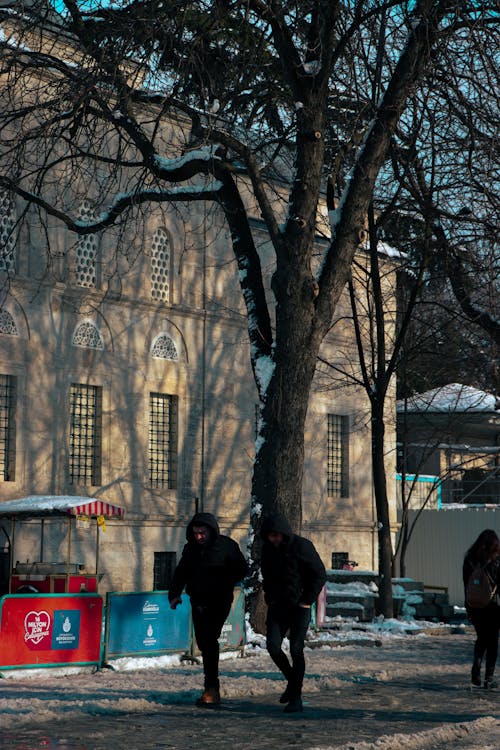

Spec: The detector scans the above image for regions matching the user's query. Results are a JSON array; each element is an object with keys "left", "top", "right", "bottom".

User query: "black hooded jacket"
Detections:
[
  {"left": 168, "top": 512, "right": 248, "bottom": 606},
  {"left": 260, "top": 513, "right": 327, "bottom": 607}
]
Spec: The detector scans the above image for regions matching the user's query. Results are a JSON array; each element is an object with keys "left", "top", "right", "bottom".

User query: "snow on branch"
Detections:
[{"left": 0, "top": 177, "right": 223, "bottom": 234}]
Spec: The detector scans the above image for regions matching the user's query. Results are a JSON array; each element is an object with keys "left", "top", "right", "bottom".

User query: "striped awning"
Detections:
[
  {"left": 0, "top": 496, "right": 126, "bottom": 519},
  {"left": 68, "top": 500, "right": 125, "bottom": 518}
]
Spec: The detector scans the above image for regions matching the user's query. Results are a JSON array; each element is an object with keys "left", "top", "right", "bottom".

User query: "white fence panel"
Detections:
[{"left": 400, "top": 508, "right": 500, "bottom": 606}]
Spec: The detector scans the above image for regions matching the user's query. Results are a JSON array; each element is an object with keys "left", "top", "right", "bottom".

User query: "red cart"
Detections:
[{"left": 0, "top": 495, "right": 126, "bottom": 595}]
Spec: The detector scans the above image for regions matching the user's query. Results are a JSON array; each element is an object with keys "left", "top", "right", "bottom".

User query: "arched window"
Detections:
[
  {"left": 72, "top": 321, "right": 104, "bottom": 350},
  {"left": 151, "top": 227, "right": 170, "bottom": 302},
  {"left": 151, "top": 333, "right": 178, "bottom": 361},
  {"left": 0, "top": 191, "right": 16, "bottom": 275},
  {"left": 75, "top": 202, "right": 98, "bottom": 288},
  {"left": 0, "top": 310, "right": 18, "bottom": 336}
]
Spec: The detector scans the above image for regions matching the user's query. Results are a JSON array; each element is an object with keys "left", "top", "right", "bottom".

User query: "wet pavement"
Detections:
[
  {"left": 2, "top": 672, "right": 500, "bottom": 749},
  {"left": 1, "top": 634, "right": 500, "bottom": 749}
]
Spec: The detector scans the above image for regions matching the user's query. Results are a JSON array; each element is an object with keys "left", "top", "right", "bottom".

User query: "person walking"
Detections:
[
  {"left": 463, "top": 529, "right": 500, "bottom": 690},
  {"left": 260, "top": 512, "right": 327, "bottom": 713},
  {"left": 169, "top": 512, "right": 248, "bottom": 707}
]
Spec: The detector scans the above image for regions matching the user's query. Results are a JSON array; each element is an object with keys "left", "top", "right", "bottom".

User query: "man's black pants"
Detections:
[
  {"left": 191, "top": 599, "right": 232, "bottom": 689},
  {"left": 266, "top": 602, "right": 311, "bottom": 698}
]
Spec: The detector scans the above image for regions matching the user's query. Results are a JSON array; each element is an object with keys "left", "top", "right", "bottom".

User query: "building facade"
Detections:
[{"left": 0, "top": 184, "right": 399, "bottom": 592}]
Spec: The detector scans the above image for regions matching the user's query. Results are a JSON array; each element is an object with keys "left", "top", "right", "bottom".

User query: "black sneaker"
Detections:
[
  {"left": 484, "top": 678, "right": 498, "bottom": 690},
  {"left": 283, "top": 696, "right": 303, "bottom": 713},
  {"left": 279, "top": 685, "right": 292, "bottom": 704}
]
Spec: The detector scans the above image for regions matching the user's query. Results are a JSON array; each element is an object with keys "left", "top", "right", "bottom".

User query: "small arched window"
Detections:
[
  {"left": 151, "top": 333, "right": 178, "bottom": 361},
  {"left": 0, "top": 191, "right": 16, "bottom": 275},
  {"left": 72, "top": 321, "right": 104, "bottom": 350},
  {"left": 151, "top": 227, "right": 170, "bottom": 302},
  {"left": 0, "top": 310, "right": 18, "bottom": 336}
]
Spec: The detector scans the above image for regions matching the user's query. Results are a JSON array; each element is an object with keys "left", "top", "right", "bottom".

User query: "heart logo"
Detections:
[{"left": 24, "top": 610, "right": 51, "bottom": 645}]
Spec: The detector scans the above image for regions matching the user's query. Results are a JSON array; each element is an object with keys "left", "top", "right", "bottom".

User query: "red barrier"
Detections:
[{"left": 0, "top": 593, "right": 103, "bottom": 669}]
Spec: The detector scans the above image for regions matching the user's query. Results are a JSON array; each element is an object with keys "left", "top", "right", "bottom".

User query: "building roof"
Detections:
[{"left": 397, "top": 383, "right": 498, "bottom": 414}]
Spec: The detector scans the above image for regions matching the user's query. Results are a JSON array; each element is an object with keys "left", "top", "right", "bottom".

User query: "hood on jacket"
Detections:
[
  {"left": 186, "top": 512, "right": 220, "bottom": 543},
  {"left": 260, "top": 512, "right": 293, "bottom": 543}
]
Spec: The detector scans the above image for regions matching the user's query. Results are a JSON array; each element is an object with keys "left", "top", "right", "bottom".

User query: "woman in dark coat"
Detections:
[{"left": 463, "top": 529, "right": 500, "bottom": 689}]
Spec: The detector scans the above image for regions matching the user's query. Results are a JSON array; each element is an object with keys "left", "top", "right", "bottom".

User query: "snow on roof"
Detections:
[
  {"left": 0, "top": 495, "right": 126, "bottom": 518},
  {"left": 397, "top": 383, "right": 498, "bottom": 414}
]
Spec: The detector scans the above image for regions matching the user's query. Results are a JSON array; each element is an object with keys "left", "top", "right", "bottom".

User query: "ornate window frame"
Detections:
[
  {"left": 72, "top": 320, "right": 105, "bottom": 350},
  {"left": 151, "top": 332, "right": 178, "bottom": 361}
]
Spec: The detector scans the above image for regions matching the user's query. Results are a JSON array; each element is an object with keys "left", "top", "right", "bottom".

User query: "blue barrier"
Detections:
[{"left": 103, "top": 591, "right": 191, "bottom": 661}]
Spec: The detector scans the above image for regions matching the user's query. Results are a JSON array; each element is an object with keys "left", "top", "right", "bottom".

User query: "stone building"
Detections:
[{"left": 0, "top": 182, "right": 398, "bottom": 593}]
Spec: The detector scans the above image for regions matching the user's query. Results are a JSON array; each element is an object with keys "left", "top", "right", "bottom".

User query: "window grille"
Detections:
[
  {"left": 72, "top": 322, "right": 104, "bottom": 350},
  {"left": 0, "top": 310, "right": 18, "bottom": 336},
  {"left": 151, "top": 334, "right": 178, "bottom": 360},
  {"left": 153, "top": 551, "right": 177, "bottom": 590},
  {"left": 75, "top": 202, "right": 98, "bottom": 288},
  {"left": 0, "top": 374, "right": 16, "bottom": 481},
  {"left": 327, "top": 414, "right": 349, "bottom": 497},
  {"left": 0, "top": 191, "right": 16, "bottom": 275},
  {"left": 69, "top": 383, "right": 102, "bottom": 485},
  {"left": 331, "top": 552, "right": 349, "bottom": 569},
  {"left": 151, "top": 227, "right": 170, "bottom": 302},
  {"left": 149, "top": 393, "right": 178, "bottom": 488}
]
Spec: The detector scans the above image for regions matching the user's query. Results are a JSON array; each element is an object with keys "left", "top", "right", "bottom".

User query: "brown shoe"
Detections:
[{"left": 195, "top": 687, "right": 221, "bottom": 707}]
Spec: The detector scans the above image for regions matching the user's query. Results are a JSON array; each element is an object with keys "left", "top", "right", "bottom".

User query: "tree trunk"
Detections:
[
  {"left": 247, "top": 286, "right": 320, "bottom": 630},
  {"left": 398, "top": 526, "right": 409, "bottom": 579},
  {"left": 371, "top": 398, "right": 394, "bottom": 618}
]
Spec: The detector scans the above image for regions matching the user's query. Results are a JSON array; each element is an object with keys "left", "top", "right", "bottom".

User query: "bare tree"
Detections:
[
  {"left": 387, "top": 12, "right": 499, "bottom": 383},
  {"left": 0, "top": 0, "right": 496, "bottom": 616}
]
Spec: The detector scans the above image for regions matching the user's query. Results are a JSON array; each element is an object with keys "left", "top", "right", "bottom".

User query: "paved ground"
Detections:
[
  {"left": 2, "top": 678, "right": 499, "bottom": 750},
  {"left": 1, "top": 632, "right": 500, "bottom": 749}
]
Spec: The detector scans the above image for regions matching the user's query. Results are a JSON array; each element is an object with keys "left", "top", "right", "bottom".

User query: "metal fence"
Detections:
[
  {"left": 396, "top": 473, "right": 500, "bottom": 509},
  {"left": 439, "top": 476, "right": 500, "bottom": 506}
]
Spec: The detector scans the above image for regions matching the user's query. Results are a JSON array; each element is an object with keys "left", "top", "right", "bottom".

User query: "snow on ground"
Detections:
[
  {"left": 2, "top": 614, "right": 500, "bottom": 750},
  {"left": 0, "top": 616, "right": 478, "bottom": 731},
  {"left": 312, "top": 717, "right": 500, "bottom": 750}
]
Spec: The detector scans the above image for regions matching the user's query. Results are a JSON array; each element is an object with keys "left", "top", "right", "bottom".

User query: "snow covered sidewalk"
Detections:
[{"left": 1, "top": 625, "right": 499, "bottom": 749}]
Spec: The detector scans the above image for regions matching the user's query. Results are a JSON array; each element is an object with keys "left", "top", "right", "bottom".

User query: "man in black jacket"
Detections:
[
  {"left": 260, "top": 513, "right": 327, "bottom": 713},
  {"left": 169, "top": 512, "right": 248, "bottom": 706}
]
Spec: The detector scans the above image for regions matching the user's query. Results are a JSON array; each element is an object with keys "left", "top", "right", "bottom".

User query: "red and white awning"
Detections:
[{"left": 67, "top": 500, "right": 125, "bottom": 518}]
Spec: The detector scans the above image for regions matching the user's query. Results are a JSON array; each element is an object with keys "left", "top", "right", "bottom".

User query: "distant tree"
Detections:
[
  {"left": 0, "top": 0, "right": 497, "bottom": 618},
  {"left": 319, "top": 200, "right": 433, "bottom": 613},
  {"left": 383, "top": 16, "right": 500, "bottom": 393}
]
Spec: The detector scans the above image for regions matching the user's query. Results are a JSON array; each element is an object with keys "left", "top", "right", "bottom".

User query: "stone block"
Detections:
[{"left": 392, "top": 578, "right": 425, "bottom": 593}]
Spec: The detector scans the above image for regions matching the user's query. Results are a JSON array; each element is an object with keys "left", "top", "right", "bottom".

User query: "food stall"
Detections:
[{"left": 0, "top": 495, "right": 126, "bottom": 594}]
